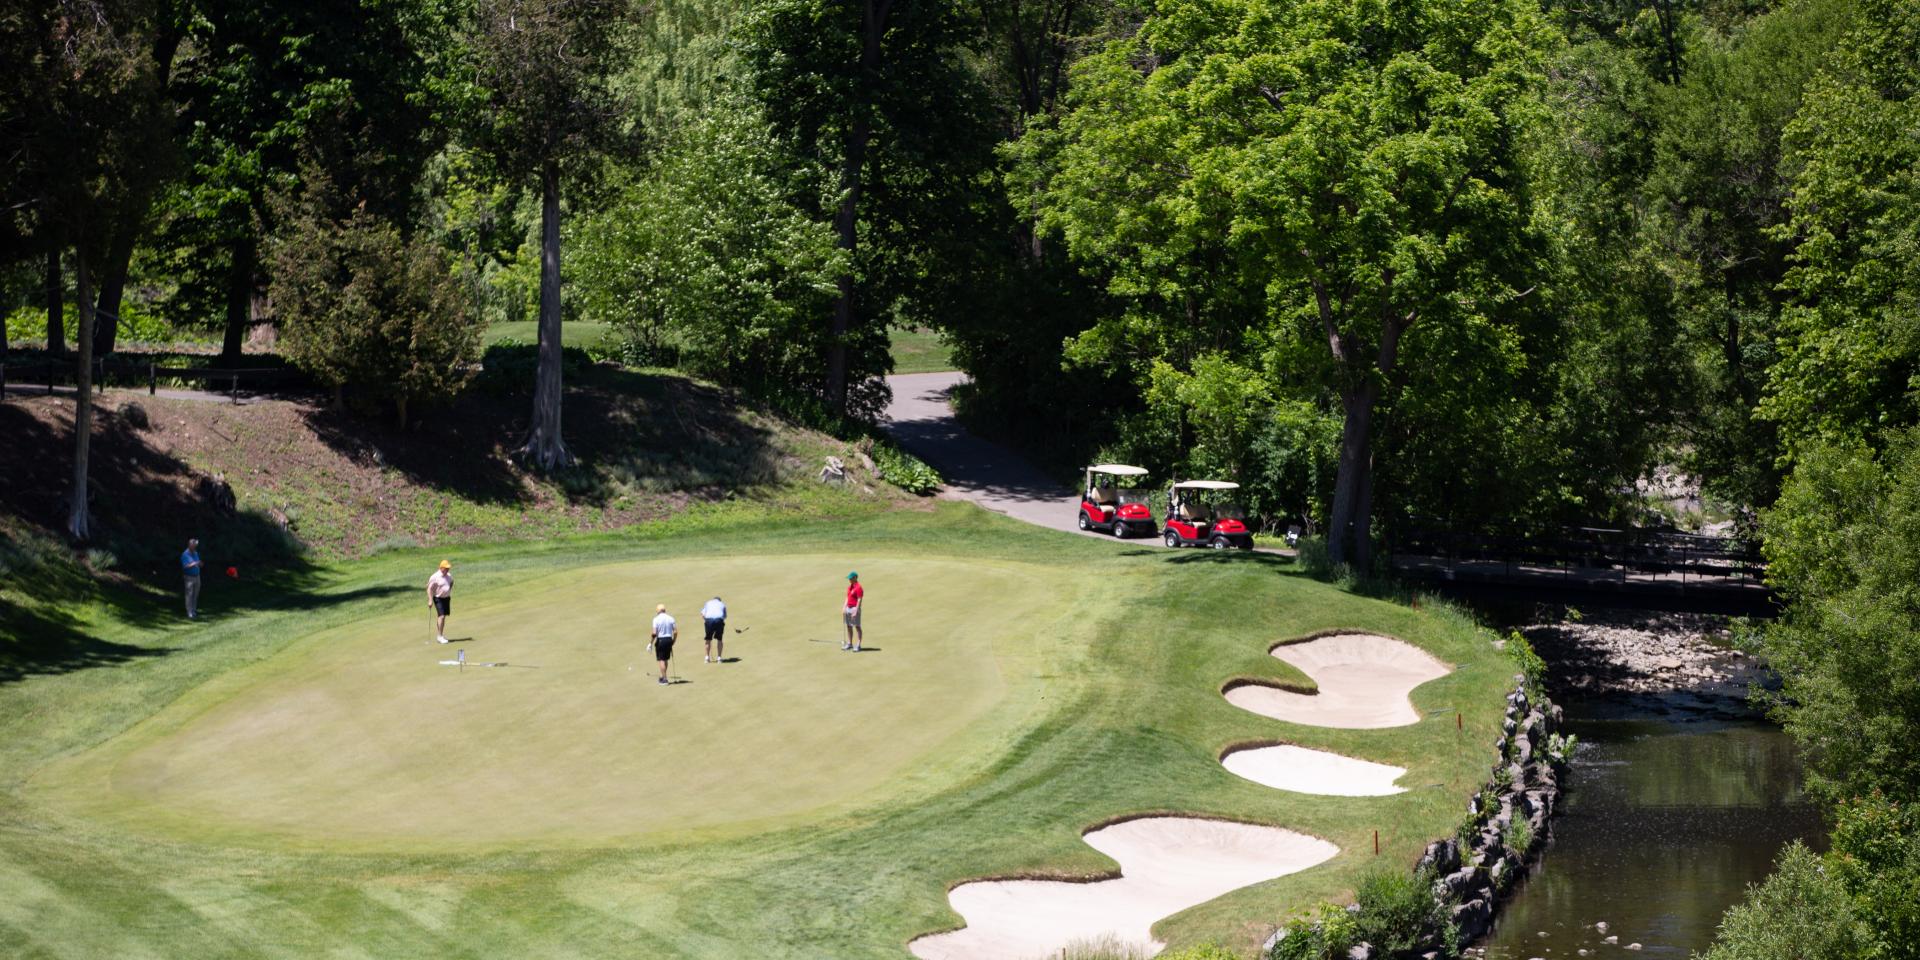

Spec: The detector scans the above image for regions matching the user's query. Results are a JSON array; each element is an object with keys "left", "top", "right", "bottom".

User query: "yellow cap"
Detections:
[
  {"left": 438, "top": 560, "right": 452, "bottom": 570},
  {"left": 656, "top": 603, "right": 666, "bottom": 613}
]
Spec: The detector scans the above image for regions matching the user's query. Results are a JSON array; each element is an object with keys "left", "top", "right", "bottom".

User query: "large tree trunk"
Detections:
[
  {"left": 826, "top": 0, "right": 887, "bottom": 420},
  {"left": 69, "top": 246, "right": 95, "bottom": 543},
  {"left": 45, "top": 246, "right": 66, "bottom": 358},
  {"left": 221, "top": 233, "right": 254, "bottom": 364},
  {"left": 94, "top": 222, "right": 137, "bottom": 355},
  {"left": 517, "top": 162, "right": 574, "bottom": 471},
  {"left": 1327, "top": 383, "right": 1378, "bottom": 571}
]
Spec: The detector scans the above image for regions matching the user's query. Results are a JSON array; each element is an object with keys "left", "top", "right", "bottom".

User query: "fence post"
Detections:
[
  {"left": 230, "top": 373, "right": 239, "bottom": 405},
  {"left": 149, "top": 361, "right": 156, "bottom": 396},
  {"left": 46, "top": 360, "right": 54, "bottom": 395}
]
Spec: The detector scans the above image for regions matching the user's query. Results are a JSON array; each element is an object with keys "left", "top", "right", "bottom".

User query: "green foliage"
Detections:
[
  {"left": 1352, "top": 867, "right": 1449, "bottom": 956},
  {"left": 870, "top": 441, "right": 942, "bottom": 496},
  {"left": 1011, "top": 0, "right": 1559, "bottom": 561},
  {"left": 1699, "top": 842, "right": 1874, "bottom": 960},
  {"left": 1762, "top": 0, "right": 1920, "bottom": 459},
  {"left": 1828, "top": 794, "right": 1920, "bottom": 958},
  {"left": 473, "top": 341, "right": 591, "bottom": 397},
  {"left": 572, "top": 93, "right": 855, "bottom": 413},
  {"left": 1267, "top": 903, "right": 1361, "bottom": 960},
  {"left": 267, "top": 167, "right": 483, "bottom": 425},
  {"left": 1506, "top": 630, "right": 1548, "bottom": 702},
  {"left": 1757, "top": 433, "right": 1920, "bottom": 804}
]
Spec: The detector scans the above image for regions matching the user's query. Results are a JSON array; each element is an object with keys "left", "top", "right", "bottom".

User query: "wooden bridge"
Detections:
[{"left": 1389, "top": 526, "right": 1776, "bottom": 616}]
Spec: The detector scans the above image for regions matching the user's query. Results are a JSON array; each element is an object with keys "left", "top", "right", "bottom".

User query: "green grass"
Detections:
[
  {"left": 889, "top": 326, "right": 957, "bottom": 374},
  {"left": 0, "top": 503, "right": 1512, "bottom": 958},
  {"left": 485, "top": 319, "right": 614, "bottom": 349}
]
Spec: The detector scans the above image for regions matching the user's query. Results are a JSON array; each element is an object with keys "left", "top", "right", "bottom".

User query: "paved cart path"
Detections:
[{"left": 883, "top": 372, "right": 1084, "bottom": 534}]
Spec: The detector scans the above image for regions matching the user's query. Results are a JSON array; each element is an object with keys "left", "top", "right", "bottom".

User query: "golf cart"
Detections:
[
  {"left": 1162, "top": 480, "right": 1255, "bottom": 550},
  {"left": 1078, "top": 464, "right": 1158, "bottom": 539}
]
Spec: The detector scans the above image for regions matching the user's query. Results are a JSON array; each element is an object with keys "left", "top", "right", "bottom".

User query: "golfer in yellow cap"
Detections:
[{"left": 426, "top": 560, "right": 454, "bottom": 643}]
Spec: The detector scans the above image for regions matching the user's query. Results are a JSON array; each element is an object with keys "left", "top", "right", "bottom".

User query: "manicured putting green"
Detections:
[{"left": 39, "top": 554, "right": 1082, "bottom": 850}]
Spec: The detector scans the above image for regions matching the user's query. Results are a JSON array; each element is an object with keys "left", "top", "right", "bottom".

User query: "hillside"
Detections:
[{"left": 0, "top": 365, "right": 916, "bottom": 586}]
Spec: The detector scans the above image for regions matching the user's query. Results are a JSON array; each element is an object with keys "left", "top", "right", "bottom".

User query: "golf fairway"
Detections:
[{"left": 35, "top": 554, "right": 1084, "bottom": 850}]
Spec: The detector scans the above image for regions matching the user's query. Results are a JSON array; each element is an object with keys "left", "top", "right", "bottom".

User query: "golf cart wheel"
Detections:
[
  {"left": 1210, "top": 535, "right": 1229, "bottom": 550},
  {"left": 1113, "top": 522, "right": 1128, "bottom": 539},
  {"left": 1078, "top": 512, "right": 1091, "bottom": 531},
  {"left": 1164, "top": 528, "right": 1180, "bottom": 548}
]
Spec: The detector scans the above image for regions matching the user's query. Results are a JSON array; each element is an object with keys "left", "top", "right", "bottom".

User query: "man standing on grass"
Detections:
[
  {"left": 702, "top": 595, "right": 727, "bottom": 663},
  {"left": 427, "top": 560, "right": 453, "bottom": 643},
  {"left": 651, "top": 603, "right": 677, "bottom": 685},
  {"left": 181, "top": 538, "right": 202, "bottom": 619},
  {"left": 842, "top": 571, "right": 864, "bottom": 652}
]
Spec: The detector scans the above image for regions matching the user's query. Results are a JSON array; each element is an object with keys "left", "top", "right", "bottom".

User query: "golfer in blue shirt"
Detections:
[{"left": 181, "top": 538, "right": 202, "bottom": 619}]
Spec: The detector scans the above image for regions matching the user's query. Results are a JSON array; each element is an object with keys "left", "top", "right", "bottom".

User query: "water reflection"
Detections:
[{"left": 1475, "top": 714, "right": 1822, "bottom": 959}]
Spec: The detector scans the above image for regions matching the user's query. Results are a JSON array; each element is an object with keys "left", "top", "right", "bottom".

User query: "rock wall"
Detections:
[
  {"left": 1425, "top": 674, "right": 1568, "bottom": 949},
  {"left": 1264, "top": 674, "right": 1570, "bottom": 960}
]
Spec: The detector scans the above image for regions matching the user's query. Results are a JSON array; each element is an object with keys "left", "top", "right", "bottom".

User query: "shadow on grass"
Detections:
[{"left": 0, "top": 401, "right": 406, "bottom": 684}]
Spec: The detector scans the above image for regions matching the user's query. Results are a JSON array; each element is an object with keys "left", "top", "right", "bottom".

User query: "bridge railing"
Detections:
[{"left": 1390, "top": 525, "right": 1766, "bottom": 586}]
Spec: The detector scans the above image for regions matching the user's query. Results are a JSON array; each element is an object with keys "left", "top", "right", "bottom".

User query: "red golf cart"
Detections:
[
  {"left": 1078, "top": 464, "right": 1158, "bottom": 539},
  {"left": 1162, "top": 480, "right": 1255, "bottom": 549}
]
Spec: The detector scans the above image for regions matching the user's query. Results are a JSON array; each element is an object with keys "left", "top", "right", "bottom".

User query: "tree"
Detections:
[
  {"left": 466, "top": 0, "right": 638, "bottom": 471},
  {"left": 1758, "top": 433, "right": 1920, "bottom": 805},
  {"left": 1762, "top": 0, "right": 1920, "bottom": 458},
  {"left": 574, "top": 95, "right": 850, "bottom": 406},
  {"left": 157, "top": 0, "right": 448, "bottom": 363},
  {"left": 1017, "top": 0, "right": 1555, "bottom": 567},
  {"left": 742, "top": 0, "right": 997, "bottom": 422},
  {"left": 268, "top": 166, "right": 483, "bottom": 428},
  {"left": 4, "top": 0, "right": 165, "bottom": 540}
]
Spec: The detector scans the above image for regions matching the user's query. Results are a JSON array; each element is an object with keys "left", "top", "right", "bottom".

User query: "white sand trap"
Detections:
[
  {"left": 1221, "top": 744, "right": 1408, "bottom": 796},
  {"left": 909, "top": 817, "right": 1338, "bottom": 960},
  {"left": 1224, "top": 633, "right": 1451, "bottom": 729}
]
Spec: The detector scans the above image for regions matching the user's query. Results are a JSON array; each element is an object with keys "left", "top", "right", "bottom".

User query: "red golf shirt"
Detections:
[{"left": 846, "top": 581, "right": 864, "bottom": 607}]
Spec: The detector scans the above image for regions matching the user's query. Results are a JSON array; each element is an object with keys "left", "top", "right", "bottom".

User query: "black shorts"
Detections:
[
  {"left": 433, "top": 596, "right": 450, "bottom": 616},
  {"left": 654, "top": 637, "right": 675, "bottom": 661},
  {"left": 704, "top": 618, "right": 724, "bottom": 642}
]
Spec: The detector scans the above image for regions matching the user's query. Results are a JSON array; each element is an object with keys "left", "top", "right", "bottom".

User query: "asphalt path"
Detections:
[{"left": 882, "top": 371, "right": 1084, "bottom": 534}]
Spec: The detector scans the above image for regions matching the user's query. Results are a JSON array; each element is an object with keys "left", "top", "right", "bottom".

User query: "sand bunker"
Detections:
[
  {"left": 1221, "top": 744, "right": 1408, "bottom": 796},
  {"left": 1224, "top": 633, "right": 1450, "bottom": 729},
  {"left": 909, "top": 817, "right": 1338, "bottom": 960}
]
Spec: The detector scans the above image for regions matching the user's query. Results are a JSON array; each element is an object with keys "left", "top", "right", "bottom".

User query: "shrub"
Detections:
[
  {"left": 1352, "top": 866, "right": 1450, "bottom": 956},
  {"left": 474, "top": 341, "right": 591, "bottom": 397},
  {"left": 1699, "top": 842, "right": 1871, "bottom": 960},
  {"left": 873, "top": 441, "right": 942, "bottom": 495},
  {"left": 1268, "top": 903, "right": 1360, "bottom": 960}
]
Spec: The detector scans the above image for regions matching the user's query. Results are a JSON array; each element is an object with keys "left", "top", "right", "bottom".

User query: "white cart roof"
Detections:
[
  {"left": 1171, "top": 480, "right": 1241, "bottom": 490},
  {"left": 1087, "top": 464, "right": 1150, "bottom": 477}
]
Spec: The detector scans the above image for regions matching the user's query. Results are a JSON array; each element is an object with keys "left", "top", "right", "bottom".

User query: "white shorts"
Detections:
[{"left": 843, "top": 606, "right": 861, "bottom": 627}]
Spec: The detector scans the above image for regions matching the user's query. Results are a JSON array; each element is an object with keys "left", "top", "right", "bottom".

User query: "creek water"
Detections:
[{"left": 1471, "top": 706, "right": 1822, "bottom": 959}]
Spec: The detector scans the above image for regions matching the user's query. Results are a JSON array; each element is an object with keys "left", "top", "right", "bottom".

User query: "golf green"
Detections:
[{"left": 35, "top": 554, "right": 1086, "bottom": 851}]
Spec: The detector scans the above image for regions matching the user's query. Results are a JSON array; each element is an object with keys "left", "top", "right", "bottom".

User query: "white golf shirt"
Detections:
[
  {"left": 701, "top": 598, "right": 726, "bottom": 621},
  {"left": 652, "top": 611, "right": 676, "bottom": 639}
]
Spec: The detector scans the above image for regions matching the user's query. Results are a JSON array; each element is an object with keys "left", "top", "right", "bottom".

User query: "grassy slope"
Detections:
[
  {"left": 888, "top": 327, "right": 956, "bottom": 375},
  {"left": 0, "top": 503, "right": 1511, "bottom": 959},
  {"left": 485, "top": 320, "right": 613, "bottom": 349}
]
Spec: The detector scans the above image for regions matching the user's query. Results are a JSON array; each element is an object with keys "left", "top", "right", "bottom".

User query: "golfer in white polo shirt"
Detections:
[
  {"left": 701, "top": 595, "right": 727, "bottom": 663},
  {"left": 650, "top": 603, "right": 677, "bottom": 686}
]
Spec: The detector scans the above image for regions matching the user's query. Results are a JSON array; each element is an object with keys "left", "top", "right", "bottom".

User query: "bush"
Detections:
[
  {"left": 1268, "top": 903, "right": 1360, "bottom": 960},
  {"left": 1352, "top": 866, "right": 1451, "bottom": 956},
  {"left": 474, "top": 341, "right": 591, "bottom": 397},
  {"left": 1700, "top": 842, "right": 1871, "bottom": 960},
  {"left": 873, "top": 441, "right": 942, "bottom": 495},
  {"left": 1506, "top": 629, "right": 1547, "bottom": 702}
]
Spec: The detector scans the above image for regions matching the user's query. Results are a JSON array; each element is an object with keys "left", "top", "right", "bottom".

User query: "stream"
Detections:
[{"left": 1470, "top": 701, "right": 1821, "bottom": 959}]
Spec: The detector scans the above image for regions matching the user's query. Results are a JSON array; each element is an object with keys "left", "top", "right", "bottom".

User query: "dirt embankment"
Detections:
[{"left": 0, "top": 369, "right": 894, "bottom": 581}]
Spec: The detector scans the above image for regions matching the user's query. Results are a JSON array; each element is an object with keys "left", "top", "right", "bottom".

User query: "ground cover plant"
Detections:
[{"left": 0, "top": 504, "right": 1513, "bottom": 958}]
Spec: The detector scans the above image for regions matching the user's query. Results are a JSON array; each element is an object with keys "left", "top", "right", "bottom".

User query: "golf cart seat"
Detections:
[
  {"left": 1091, "top": 485, "right": 1117, "bottom": 505},
  {"left": 1182, "top": 502, "right": 1212, "bottom": 522}
]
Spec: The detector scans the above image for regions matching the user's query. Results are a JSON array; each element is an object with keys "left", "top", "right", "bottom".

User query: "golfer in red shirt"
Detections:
[{"left": 842, "top": 571, "right": 864, "bottom": 652}]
